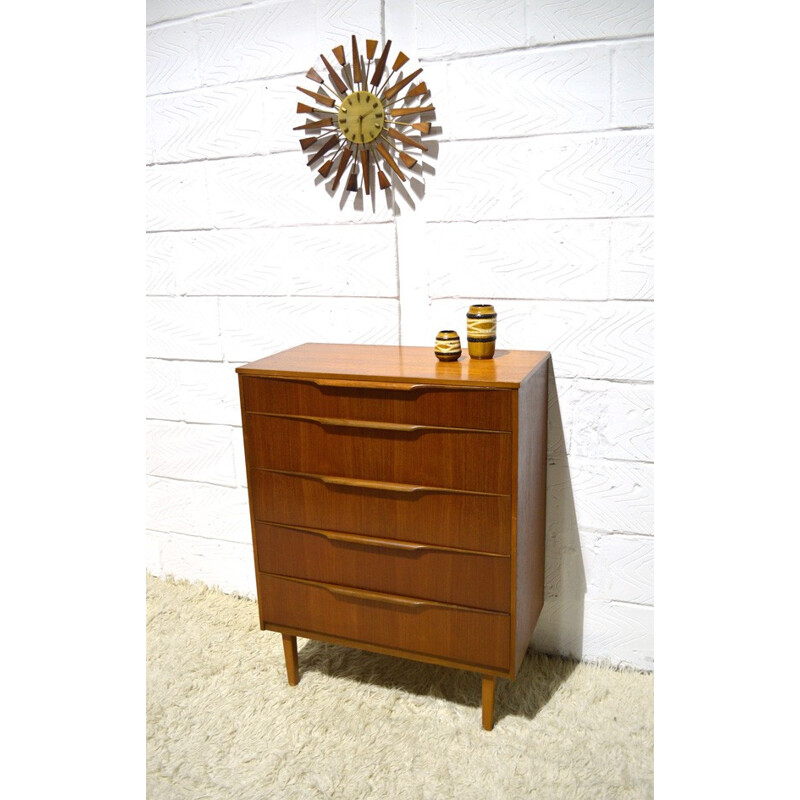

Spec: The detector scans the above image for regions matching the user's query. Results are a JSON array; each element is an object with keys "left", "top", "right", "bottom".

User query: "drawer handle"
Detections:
[
  {"left": 249, "top": 411, "right": 506, "bottom": 435},
  {"left": 316, "top": 529, "right": 430, "bottom": 552},
  {"left": 313, "top": 416, "right": 424, "bottom": 433},
  {"left": 260, "top": 468, "right": 507, "bottom": 497},
  {"left": 313, "top": 379, "right": 426, "bottom": 392},
  {"left": 326, "top": 584, "right": 430, "bottom": 610},
  {"left": 319, "top": 475, "right": 432, "bottom": 494}
]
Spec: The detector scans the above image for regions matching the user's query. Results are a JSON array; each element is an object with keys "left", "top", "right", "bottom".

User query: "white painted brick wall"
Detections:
[{"left": 145, "top": 0, "right": 654, "bottom": 670}]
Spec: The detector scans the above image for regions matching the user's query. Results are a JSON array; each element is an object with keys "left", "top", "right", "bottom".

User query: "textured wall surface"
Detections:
[{"left": 146, "top": 0, "right": 654, "bottom": 670}]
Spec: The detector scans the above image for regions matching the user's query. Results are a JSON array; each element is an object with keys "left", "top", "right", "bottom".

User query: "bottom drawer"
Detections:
[
  {"left": 255, "top": 522, "right": 510, "bottom": 612},
  {"left": 258, "top": 573, "right": 510, "bottom": 672}
]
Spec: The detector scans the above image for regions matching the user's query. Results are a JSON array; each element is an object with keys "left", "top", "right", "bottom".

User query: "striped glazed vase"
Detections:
[
  {"left": 434, "top": 330, "right": 462, "bottom": 361},
  {"left": 466, "top": 304, "right": 497, "bottom": 359}
]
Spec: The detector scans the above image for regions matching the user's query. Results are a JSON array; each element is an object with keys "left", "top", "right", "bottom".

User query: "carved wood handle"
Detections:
[
  {"left": 312, "top": 528, "right": 430, "bottom": 552},
  {"left": 326, "top": 584, "right": 428, "bottom": 610},
  {"left": 312, "top": 379, "right": 426, "bottom": 391},
  {"left": 318, "top": 474, "right": 431, "bottom": 493}
]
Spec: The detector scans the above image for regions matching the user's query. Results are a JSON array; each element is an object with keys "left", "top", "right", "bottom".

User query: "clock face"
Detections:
[
  {"left": 338, "top": 91, "right": 385, "bottom": 144},
  {"left": 294, "top": 36, "right": 436, "bottom": 199}
]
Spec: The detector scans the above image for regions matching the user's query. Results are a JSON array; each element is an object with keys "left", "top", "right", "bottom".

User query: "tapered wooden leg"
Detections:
[
  {"left": 481, "top": 675, "right": 496, "bottom": 731},
  {"left": 282, "top": 634, "right": 299, "bottom": 686}
]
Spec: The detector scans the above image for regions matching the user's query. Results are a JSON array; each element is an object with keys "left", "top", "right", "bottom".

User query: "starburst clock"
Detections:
[{"left": 294, "top": 36, "right": 435, "bottom": 198}]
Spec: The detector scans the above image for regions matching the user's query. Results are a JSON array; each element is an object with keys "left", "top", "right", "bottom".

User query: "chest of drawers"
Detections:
[{"left": 237, "top": 343, "right": 550, "bottom": 729}]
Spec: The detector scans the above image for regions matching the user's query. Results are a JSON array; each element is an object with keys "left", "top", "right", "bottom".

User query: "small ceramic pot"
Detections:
[
  {"left": 434, "top": 330, "right": 462, "bottom": 361},
  {"left": 466, "top": 304, "right": 497, "bottom": 359}
]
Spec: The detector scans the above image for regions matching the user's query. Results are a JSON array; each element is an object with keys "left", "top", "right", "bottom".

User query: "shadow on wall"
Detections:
[{"left": 531, "top": 359, "right": 587, "bottom": 661}]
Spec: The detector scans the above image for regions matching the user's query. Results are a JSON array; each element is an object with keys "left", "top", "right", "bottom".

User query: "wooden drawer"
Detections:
[
  {"left": 249, "top": 469, "right": 511, "bottom": 555},
  {"left": 255, "top": 521, "right": 510, "bottom": 612},
  {"left": 245, "top": 413, "right": 511, "bottom": 495},
  {"left": 258, "top": 573, "right": 510, "bottom": 672},
  {"left": 240, "top": 376, "right": 512, "bottom": 432}
]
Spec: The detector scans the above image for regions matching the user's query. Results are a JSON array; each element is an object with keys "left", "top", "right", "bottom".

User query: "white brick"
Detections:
[
  {"left": 582, "top": 599, "right": 653, "bottom": 669},
  {"left": 179, "top": 360, "right": 240, "bottom": 425},
  {"left": 148, "top": 83, "right": 265, "bottom": 163},
  {"left": 147, "top": 476, "right": 251, "bottom": 543},
  {"left": 422, "top": 133, "right": 653, "bottom": 222},
  {"left": 614, "top": 41, "right": 654, "bottom": 128},
  {"left": 531, "top": 594, "right": 585, "bottom": 660},
  {"left": 548, "top": 375, "right": 577, "bottom": 459},
  {"left": 445, "top": 46, "right": 610, "bottom": 139},
  {"left": 147, "top": 476, "right": 196, "bottom": 534},
  {"left": 206, "top": 153, "right": 396, "bottom": 229},
  {"left": 595, "top": 534, "right": 653, "bottom": 605},
  {"left": 317, "top": 1, "right": 383, "bottom": 51},
  {"left": 192, "top": 482, "right": 251, "bottom": 542},
  {"left": 146, "top": 233, "right": 180, "bottom": 295},
  {"left": 610, "top": 218, "right": 653, "bottom": 300},
  {"left": 283, "top": 224, "right": 398, "bottom": 297},
  {"left": 569, "top": 456, "right": 654, "bottom": 534},
  {"left": 264, "top": 74, "right": 305, "bottom": 154},
  {"left": 146, "top": 420, "right": 236, "bottom": 485},
  {"left": 195, "top": 2, "right": 316, "bottom": 85},
  {"left": 146, "top": 20, "right": 199, "bottom": 95},
  {"left": 416, "top": 0, "right": 526, "bottom": 58},
  {"left": 527, "top": 0, "right": 654, "bottom": 45},
  {"left": 147, "top": 530, "right": 256, "bottom": 596},
  {"left": 568, "top": 380, "right": 654, "bottom": 462},
  {"left": 149, "top": 230, "right": 286, "bottom": 296},
  {"left": 146, "top": 162, "right": 210, "bottom": 231},
  {"left": 147, "top": 1, "right": 245, "bottom": 26},
  {"left": 146, "top": 297, "right": 222, "bottom": 360},
  {"left": 232, "top": 426, "right": 247, "bottom": 488},
  {"left": 425, "top": 220, "right": 609, "bottom": 301},
  {"left": 220, "top": 297, "right": 399, "bottom": 362},
  {"left": 146, "top": 358, "right": 182, "bottom": 420}
]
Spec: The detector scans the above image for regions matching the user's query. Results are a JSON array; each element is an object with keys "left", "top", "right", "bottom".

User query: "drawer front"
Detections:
[
  {"left": 241, "top": 376, "right": 512, "bottom": 432},
  {"left": 255, "top": 522, "right": 510, "bottom": 612},
  {"left": 258, "top": 573, "right": 510, "bottom": 672},
  {"left": 249, "top": 469, "right": 511, "bottom": 555},
  {"left": 245, "top": 414, "right": 511, "bottom": 495}
]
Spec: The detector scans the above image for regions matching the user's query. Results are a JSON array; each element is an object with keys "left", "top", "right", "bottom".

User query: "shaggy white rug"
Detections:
[{"left": 147, "top": 574, "right": 653, "bottom": 799}]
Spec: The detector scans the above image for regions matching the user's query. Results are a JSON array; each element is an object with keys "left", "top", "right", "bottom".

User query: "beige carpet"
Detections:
[{"left": 146, "top": 574, "right": 653, "bottom": 799}]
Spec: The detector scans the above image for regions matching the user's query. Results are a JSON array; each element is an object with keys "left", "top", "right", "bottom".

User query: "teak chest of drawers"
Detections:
[{"left": 237, "top": 343, "right": 550, "bottom": 730}]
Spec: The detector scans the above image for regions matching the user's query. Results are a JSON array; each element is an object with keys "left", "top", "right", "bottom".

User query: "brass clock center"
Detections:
[{"left": 337, "top": 91, "right": 385, "bottom": 144}]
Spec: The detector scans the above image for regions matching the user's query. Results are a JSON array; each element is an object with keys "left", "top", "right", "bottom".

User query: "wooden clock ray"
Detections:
[{"left": 294, "top": 36, "right": 435, "bottom": 199}]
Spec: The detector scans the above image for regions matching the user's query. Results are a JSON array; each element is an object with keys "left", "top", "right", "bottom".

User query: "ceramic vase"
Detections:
[
  {"left": 434, "top": 330, "right": 462, "bottom": 361},
  {"left": 466, "top": 304, "right": 497, "bottom": 359}
]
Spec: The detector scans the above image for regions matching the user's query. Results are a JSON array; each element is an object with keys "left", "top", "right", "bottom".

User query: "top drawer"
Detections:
[{"left": 240, "top": 376, "right": 512, "bottom": 432}]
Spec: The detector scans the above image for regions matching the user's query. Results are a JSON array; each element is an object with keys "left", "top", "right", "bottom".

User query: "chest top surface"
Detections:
[{"left": 236, "top": 343, "right": 550, "bottom": 389}]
